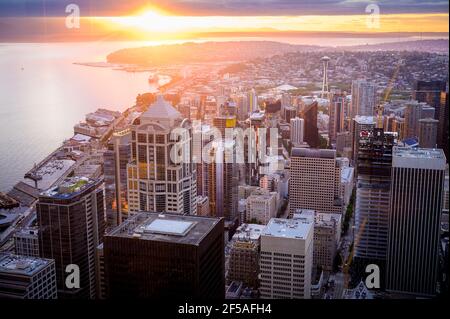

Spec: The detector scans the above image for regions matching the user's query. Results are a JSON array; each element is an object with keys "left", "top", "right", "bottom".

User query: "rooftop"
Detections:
[
  {"left": 41, "top": 176, "right": 97, "bottom": 199},
  {"left": 291, "top": 148, "right": 336, "bottom": 159},
  {"left": 0, "top": 253, "right": 53, "bottom": 276},
  {"left": 354, "top": 115, "right": 375, "bottom": 125},
  {"left": 393, "top": 147, "right": 446, "bottom": 170},
  {"left": 262, "top": 218, "right": 313, "bottom": 240},
  {"left": 106, "top": 212, "right": 222, "bottom": 245},
  {"left": 141, "top": 94, "right": 182, "bottom": 121},
  {"left": 232, "top": 223, "right": 266, "bottom": 242}
]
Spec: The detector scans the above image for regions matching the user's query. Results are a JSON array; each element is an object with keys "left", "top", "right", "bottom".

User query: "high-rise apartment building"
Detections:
[
  {"left": 127, "top": 95, "right": 197, "bottom": 215},
  {"left": 289, "top": 148, "right": 343, "bottom": 216},
  {"left": 104, "top": 212, "right": 224, "bottom": 298},
  {"left": 351, "top": 80, "right": 376, "bottom": 118},
  {"left": 386, "top": 147, "right": 446, "bottom": 297},
  {"left": 0, "top": 253, "right": 57, "bottom": 299},
  {"left": 37, "top": 177, "right": 105, "bottom": 299},
  {"left": 104, "top": 131, "right": 131, "bottom": 227},
  {"left": 259, "top": 218, "right": 314, "bottom": 299}
]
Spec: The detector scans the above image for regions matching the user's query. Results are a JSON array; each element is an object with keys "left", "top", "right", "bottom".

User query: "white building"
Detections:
[
  {"left": 246, "top": 189, "right": 277, "bottom": 225},
  {"left": 290, "top": 117, "right": 305, "bottom": 146},
  {"left": 260, "top": 218, "right": 314, "bottom": 299},
  {"left": 127, "top": 95, "right": 197, "bottom": 215}
]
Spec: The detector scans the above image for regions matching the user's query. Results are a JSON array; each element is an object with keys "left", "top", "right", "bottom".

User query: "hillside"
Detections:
[{"left": 106, "top": 41, "right": 323, "bottom": 66}]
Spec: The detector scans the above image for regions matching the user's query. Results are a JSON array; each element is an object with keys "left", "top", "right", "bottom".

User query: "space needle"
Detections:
[{"left": 321, "top": 56, "right": 330, "bottom": 99}]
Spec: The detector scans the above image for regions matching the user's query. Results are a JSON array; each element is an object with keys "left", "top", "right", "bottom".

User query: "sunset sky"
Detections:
[{"left": 0, "top": 0, "right": 448, "bottom": 41}]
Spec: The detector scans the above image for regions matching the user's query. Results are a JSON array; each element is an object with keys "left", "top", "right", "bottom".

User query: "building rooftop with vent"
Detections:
[
  {"left": 0, "top": 253, "right": 52, "bottom": 276},
  {"left": 106, "top": 212, "right": 222, "bottom": 245},
  {"left": 262, "top": 218, "right": 313, "bottom": 240}
]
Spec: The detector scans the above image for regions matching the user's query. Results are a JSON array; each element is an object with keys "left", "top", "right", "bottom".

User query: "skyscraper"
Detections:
[
  {"left": 104, "top": 131, "right": 131, "bottom": 227},
  {"left": 353, "top": 128, "right": 396, "bottom": 285},
  {"left": 438, "top": 91, "right": 449, "bottom": 160},
  {"left": 290, "top": 117, "right": 304, "bottom": 147},
  {"left": 0, "top": 253, "right": 57, "bottom": 299},
  {"left": 301, "top": 101, "right": 319, "bottom": 148},
  {"left": 104, "top": 212, "right": 224, "bottom": 298},
  {"left": 403, "top": 100, "right": 435, "bottom": 139},
  {"left": 37, "top": 177, "right": 105, "bottom": 299},
  {"left": 351, "top": 80, "right": 377, "bottom": 118},
  {"left": 247, "top": 89, "right": 258, "bottom": 113},
  {"left": 289, "top": 148, "right": 343, "bottom": 216},
  {"left": 386, "top": 147, "right": 446, "bottom": 297},
  {"left": 329, "top": 93, "right": 346, "bottom": 143},
  {"left": 207, "top": 140, "right": 239, "bottom": 223},
  {"left": 413, "top": 80, "right": 447, "bottom": 119},
  {"left": 418, "top": 118, "right": 439, "bottom": 148},
  {"left": 127, "top": 95, "right": 197, "bottom": 215},
  {"left": 259, "top": 217, "right": 314, "bottom": 299},
  {"left": 352, "top": 115, "right": 376, "bottom": 163}
]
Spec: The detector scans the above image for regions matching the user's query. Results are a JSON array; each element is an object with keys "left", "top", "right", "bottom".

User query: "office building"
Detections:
[
  {"left": 418, "top": 118, "right": 438, "bottom": 148},
  {"left": 404, "top": 100, "right": 435, "bottom": 139},
  {"left": 386, "top": 147, "right": 446, "bottom": 297},
  {"left": 329, "top": 93, "right": 346, "bottom": 142},
  {"left": 413, "top": 80, "right": 447, "bottom": 120},
  {"left": 37, "top": 177, "right": 105, "bottom": 299},
  {"left": 354, "top": 128, "right": 396, "bottom": 282},
  {"left": 289, "top": 148, "right": 343, "bottom": 216},
  {"left": 301, "top": 101, "right": 319, "bottom": 148},
  {"left": 290, "top": 117, "right": 304, "bottom": 146},
  {"left": 259, "top": 218, "right": 314, "bottom": 299},
  {"left": 104, "top": 131, "right": 131, "bottom": 227},
  {"left": 336, "top": 131, "right": 352, "bottom": 158},
  {"left": 352, "top": 115, "right": 376, "bottom": 162},
  {"left": 351, "top": 80, "right": 376, "bottom": 117},
  {"left": 207, "top": 140, "right": 239, "bottom": 223},
  {"left": 104, "top": 212, "right": 224, "bottom": 298},
  {"left": 227, "top": 223, "right": 265, "bottom": 289},
  {"left": 0, "top": 253, "right": 57, "bottom": 299},
  {"left": 127, "top": 95, "right": 197, "bottom": 215},
  {"left": 245, "top": 188, "right": 277, "bottom": 225},
  {"left": 14, "top": 227, "right": 39, "bottom": 257},
  {"left": 294, "top": 210, "right": 341, "bottom": 272}
]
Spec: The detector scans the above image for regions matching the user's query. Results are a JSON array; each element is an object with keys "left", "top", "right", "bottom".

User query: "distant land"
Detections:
[
  {"left": 106, "top": 41, "right": 323, "bottom": 66},
  {"left": 106, "top": 39, "right": 449, "bottom": 67},
  {"left": 339, "top": 39, "right": 449, "bottom": 53}
]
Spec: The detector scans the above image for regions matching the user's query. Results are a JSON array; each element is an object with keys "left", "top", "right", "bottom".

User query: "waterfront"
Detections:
[{"left": 0, "top": 42, "right": 154, "bottom": 192}]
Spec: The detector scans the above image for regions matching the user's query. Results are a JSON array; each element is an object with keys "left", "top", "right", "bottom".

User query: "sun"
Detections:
[{"left": 106, "top": 9, "right": 176, "bottom": 33}]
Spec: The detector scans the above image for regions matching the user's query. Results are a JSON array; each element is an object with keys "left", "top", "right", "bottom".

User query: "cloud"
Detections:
[{"left": 0, "top": 0, "right": 448, "bottom": 17}]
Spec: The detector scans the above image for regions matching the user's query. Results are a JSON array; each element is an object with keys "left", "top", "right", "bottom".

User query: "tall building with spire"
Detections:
[{"left": 127, "top": 95, "right": 197, "bottom": 215}]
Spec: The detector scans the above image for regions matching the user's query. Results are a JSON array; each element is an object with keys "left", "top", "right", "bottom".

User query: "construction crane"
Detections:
[{"left": 376, "top": 59, "right": 404, "bottom": 129}]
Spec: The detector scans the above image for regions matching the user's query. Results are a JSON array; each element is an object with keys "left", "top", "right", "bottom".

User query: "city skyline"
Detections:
[{"left": 0, "top": 0, "right": 449, "bottom": 307}]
